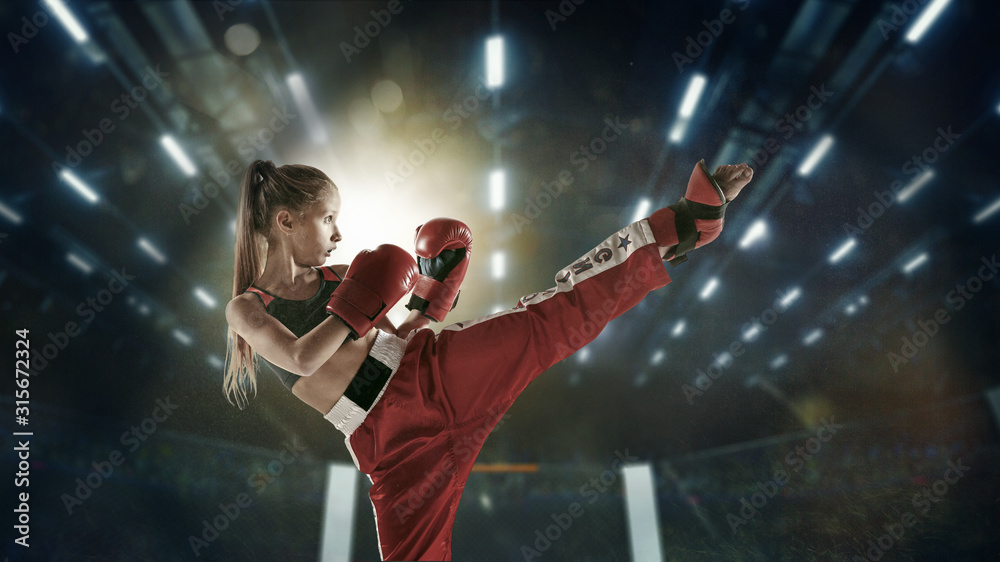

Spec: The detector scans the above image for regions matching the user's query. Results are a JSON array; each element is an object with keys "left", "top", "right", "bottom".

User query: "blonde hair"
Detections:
[{"left": 224, "top": 160, "right": 336, "bottom": 408}]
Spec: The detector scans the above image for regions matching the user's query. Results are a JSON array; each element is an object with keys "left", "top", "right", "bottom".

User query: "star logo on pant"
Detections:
[{"left": 618, "top": 234, "right": 632, "bottom": 252}]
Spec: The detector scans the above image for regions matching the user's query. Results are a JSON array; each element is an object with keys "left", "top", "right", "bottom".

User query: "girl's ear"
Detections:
[{"left": 273, "top": 208, "right": 294, "bottom": 236}]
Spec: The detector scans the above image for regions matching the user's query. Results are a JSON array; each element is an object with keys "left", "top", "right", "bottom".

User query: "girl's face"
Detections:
[{"left": 290, "top": 189, "right": 342, "bottom": 266}]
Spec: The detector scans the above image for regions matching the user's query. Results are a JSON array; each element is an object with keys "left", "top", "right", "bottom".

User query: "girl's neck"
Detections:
[{"left": 256, "top": 243, "right": 316, "bottom": 293}]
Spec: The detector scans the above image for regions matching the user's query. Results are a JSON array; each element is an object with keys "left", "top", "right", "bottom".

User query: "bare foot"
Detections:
[{"left": 713, "top": 163, "right": 754, "bottom": 202}]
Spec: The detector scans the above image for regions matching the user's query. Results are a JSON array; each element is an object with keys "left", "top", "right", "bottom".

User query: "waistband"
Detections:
[{"left": 323, "top": 329, "right": 407, "bottom": 438}]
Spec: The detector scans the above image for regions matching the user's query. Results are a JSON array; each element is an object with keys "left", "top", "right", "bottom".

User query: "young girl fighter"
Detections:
[{"left": 224, "top": 159, "right": 753, "bottom": 560}]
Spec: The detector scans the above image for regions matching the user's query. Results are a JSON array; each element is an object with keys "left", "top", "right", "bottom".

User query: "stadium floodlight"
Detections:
[
  {"left": 137, "top": 237, "right": 168, "bottom": 265},
  {"left": 778, "top": 287, "right": 801, "bottom": 309},
  {"left": 286, "top": 72, "right": 327, "bottom": 144},
  {"left": 678, "top": 74, "right": 707, "bottom": 118},
  {"left": 193, "top": 286, "right": 218, "bottom": 309},
  {"left": 972, "top": 195, "right": 1000, "bottom": 224},
  {"left": 896, "top": 169, "right": 935, "bottom": 203},
  {"left": 699, "top": 277, "right": 719, "bottom": 300},
  {"left": 739, "top": 219, "right": 767, "bottom": 249},
  {"left": 0, "top": 201, "right": 23, "bottom": 224},
  {"left": 43, "top": 0, "right": 89, "bottom": 43},
  {"left": 902, "top": 252, "right": 929, "bottom": 274},
  {"left": 904, "top": 0, "right": 952, "bottom": 44},
  {"left": 66, "top": 252, "right": 93, "bottom": 274},
  {"left": 631, "top": 198, "right": 652, "bottom": 224},
  {"left": 172, "top": 329, "right": 193, "bottom": 346},
  {"left": 671, "top": 319, "right": 686, "bottom": 337},
  {"left": 491, "top": 251, "right": 506, "bottom": 280},
  {"left": 486, "top": 36, "right": 504, "bottom": 88},
  {"left": 59, "top": 169, "right": 99, "bottom": 203},
  {"left": 797, "top": 134, "right": 835, "bottom": 176},
  {"left": 802, "top": 328, "right": 823, "bottom": 346},
  {"left": 489, "top": 169, "right": 506, "bottom": 211},
  {"left": 828, "top": 237, "right": 857, "bottom": 264},
  {"left": 650, "top": 349, "right": 666, "bottom": 366},
  {"left": 769, "top": 354, "right": 788, "bottom": 370},
  {"left": 160, "top": 134, "right": 198, "bottom": 177}
]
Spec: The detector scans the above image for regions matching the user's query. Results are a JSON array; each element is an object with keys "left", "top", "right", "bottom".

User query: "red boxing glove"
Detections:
[
  {"left": 405, "top": 218, "right": 473, "bottom": 322},
  {"left": 327, "top": 244, "right": 418, "bottom": 339}
]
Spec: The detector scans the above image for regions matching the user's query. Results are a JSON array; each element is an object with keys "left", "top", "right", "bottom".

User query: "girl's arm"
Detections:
[
  {"left": 226, "top": 295, "right": 352, "bottom": 377},
  {"left": 396, "top": 309, "right": 431, "bottom": 339}
]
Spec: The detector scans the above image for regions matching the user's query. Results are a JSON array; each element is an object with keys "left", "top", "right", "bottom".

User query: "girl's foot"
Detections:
[{"left": 647, "top": 160, "right": 753, "bottom": 265}]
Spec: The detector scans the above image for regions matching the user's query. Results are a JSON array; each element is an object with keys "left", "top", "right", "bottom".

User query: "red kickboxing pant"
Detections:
[{"left": 327, "top": 218, "right": 673, "bottom": 561}]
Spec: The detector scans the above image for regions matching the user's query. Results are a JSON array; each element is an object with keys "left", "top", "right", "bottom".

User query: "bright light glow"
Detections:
[
  {"left": 193, "top": 286, "right": 218, "bottom": 308},
  {"left": 972, "top": 195, "right": 1000, "bottom": 224},
  {"left": 0, "top": 201, "right": 23, "bottom": 224},
  {"left": 59, "top": 169, "right": 99, "bottom": 203},
  {"left": 770, "top": 354, "right": 788, "bottom": 370},
  {"left": 699, "top": 277, "right": 719, "bottom": 300},
  {"left": 828, "top": 237, "right": 857, "bottom": 264},
  {"left": 491, "top": 304, "right": 505, "bottom": 314},
  {"left": 138, "top": 237, "right": 168, "bottom": 265},
  {"left": 577, "top": 347, "right": 590, "bottom": 363},
  {"left": 902, "top": 252, "right": 929, "bottom": 274},
  {"left": 904, "top": 0, "right": 952, "bottom": 44},
  {"left": 489, "top": 169, "right": 505, "bottom": 211},
  {"left": 287, "top": 72, "right": 328, "bottom": 143},
  {"left": 742, "top": 324, "right": 761, "bottom": 342},
  {"left": 66, "top": 252, "right": 93, "bottom": 274},
  {"left": 206, "top": 354, "right": 224, "bottom": 370},
  {"left": 678, "top": 74, "right": 707, "bottom": 118},
  {"left": 172, "top": 329, "right": 193, "bottom": 346},
  {"left": 803, "top": 328, "right": 824, "bottom": 346},
  {"left": 491, "top": 251, "right": 506, "bottom": 280},
  {"left": 668, "top": 118, "right": 689, "bottom": 144},
  {"left": 43, "top": 0, "right": 89, "bottom": 43},
  {"left": 160, "top": 135, "right": 198, "bottom": 177},
  {"left": 778, "top": 286, "right": 802, "bottom": 309},
  {"left": 845, "top": 303, "right": 858, "bottom": 315},
  {"left": 631, "top": 198, "right": 652, "bottom": 223},
  {"left": 650, "top": 349, "right": 666, "bottom": 366},
  {"left": 137, "top": 303, "right": 151, "bottom": 316},
  {"left": 671, "top": 319, "right": 686, "bottom": 337},
  {"left": 797, "top": 134, "right": 835, "bottom": 176},
  {"left": 486, "top": 36, "right": 504, "bottom": 88},
  {"left": 858, "top": 295, "right": 869, "bottom": 305},
  {"left": 712, "top": 351, "right": 732, "bottom": 367},
  {"left": 739, "top": 219, "right": 767, "bottom": 249},
  {"left": 896, "top": 169, "right": 936, "bottom": 203}
]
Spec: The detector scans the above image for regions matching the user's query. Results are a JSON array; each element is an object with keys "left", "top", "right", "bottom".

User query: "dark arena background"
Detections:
[{"left": 2, "top": 0, "right": 1000, "bottom": 560}]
